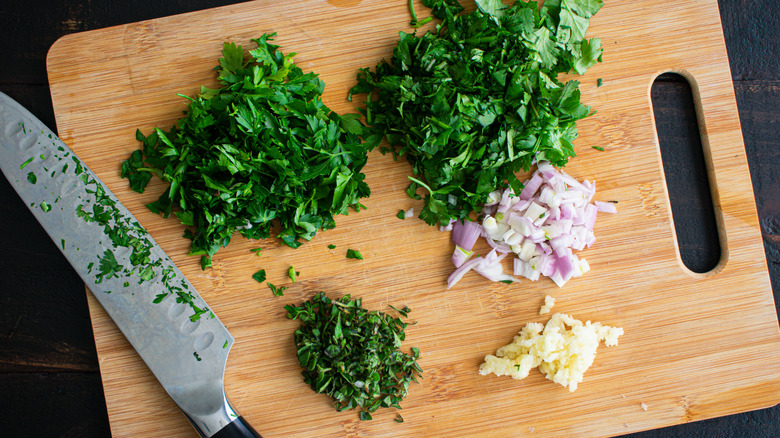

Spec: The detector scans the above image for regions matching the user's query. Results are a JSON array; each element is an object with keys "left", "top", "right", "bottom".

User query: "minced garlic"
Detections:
[
  {"left": 479, "top": 312, "right": 623, "bottom": 391},
  {"left": 539, "top": 295, "right": 555, "bottom": 315}
]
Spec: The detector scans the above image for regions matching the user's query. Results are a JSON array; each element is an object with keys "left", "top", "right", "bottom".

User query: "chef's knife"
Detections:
[{"left": 0, "top": 92, "right": 261, "bottom": 438}]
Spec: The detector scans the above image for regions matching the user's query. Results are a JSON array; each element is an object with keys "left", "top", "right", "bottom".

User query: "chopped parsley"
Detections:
[
  {"left": 121, "top": 34, "right": 373, "bottom": 269},
  {"left": 350, "top": 0, "right": 604, "bottom": 226},
  {"left": 252, "top": 269, "right": 267, "bottom": 284},
  {"left": 346, "top": 249, "right": 363, "bottom": 260},
  {"left": 268, "top": 282, "right": 287, "bottom": 296}
]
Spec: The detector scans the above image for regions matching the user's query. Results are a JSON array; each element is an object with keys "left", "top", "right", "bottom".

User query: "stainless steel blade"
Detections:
[{"left": 0, "top": 92, "right": 255, "bottom": 437}]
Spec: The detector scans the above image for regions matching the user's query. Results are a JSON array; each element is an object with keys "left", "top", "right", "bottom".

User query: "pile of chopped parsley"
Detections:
[
  {"left": 122, "top": 34, "right": 372, "bottom": 269},
  {"left": 350, "top": 0, "right": 603, "bottom": 226},
  {"left": 285, "top": 292, "right": 422, "bottom": 421}
]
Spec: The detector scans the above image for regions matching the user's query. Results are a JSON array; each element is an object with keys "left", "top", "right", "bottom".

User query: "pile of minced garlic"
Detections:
[{"left": 479, "top": 295, "right": 623, "bottom": 391}]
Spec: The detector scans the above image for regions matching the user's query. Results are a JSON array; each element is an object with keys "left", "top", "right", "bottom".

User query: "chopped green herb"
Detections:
[
  {"left": 328, "top": 244, "right": 336, "bottom": 249},
  {"left": 346, "top": 249, "right": 363, "bottom": 260},
  {"left": 153, "top": 293, "right": 168, "bottom": 303},
  {"left": 396, "top": 209, "right": 406, "bottom": 220},
  {"left": 250, "top": 247, "right": 263, "bottom": 256},
  {"left": 121, "top": 34, "right": 373, "bottom": 269},
  {"left": 60, "top": 239, "right": 66, "bottom": 250},
  {"left": 288, "top": 266, "right": 299, "bottom": 284},
  {"left": 592, "top": 146, "right": 605, "bottom": 151},
  {"left": 499, "top": 279, "right": 514, "bottom": 284},
  {"left": 285, "top": 292, "right": 422, "bottom": 420},
  {"left": 268, "top": 282, "right": 287, "bottom": 296},
  {"left": 223, "top": 340, "right": 229, "bottom": 349},
  {"left": 39, "top": 201, "right": 50, "bottom": 212},
  {"left": 597, "top": 78, "right": 603, "bottom": 87},
  {"left": 26, "top": 172, "right": 37, "bottom": 184},
  {"left": 194, "top": 352, "right": 202, "bottom": 361},
  {"left": 350, "top": 0, "right": 603, "bottom": 226},
  {"left": 20, "top": 157, "right": 33, "bottom": 169},
  {"left": 252, "top": 269, "right": 267, "bottom": 284},
  {"left": 395, "top": 414, "right": 404, "bottom": 423}
]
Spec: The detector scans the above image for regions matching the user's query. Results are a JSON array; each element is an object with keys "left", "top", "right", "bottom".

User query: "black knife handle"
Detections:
[{"left": 212, "top": 416, "right": 262, "bottom": 438}]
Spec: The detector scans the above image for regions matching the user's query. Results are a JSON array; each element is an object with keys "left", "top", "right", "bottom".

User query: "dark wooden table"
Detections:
[{"left": 1, "top": 1, "right": 778, "bottom": 436}]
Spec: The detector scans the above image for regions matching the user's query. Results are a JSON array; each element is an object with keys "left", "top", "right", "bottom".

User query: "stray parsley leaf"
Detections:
[
  {"left": 346, "top": 249, "right": 363, "bottom": 260},
  {"left": 268, "top": 282, "right": 287, "bottom": 296},
  {"left": 288, "top": 266, "right": 299, "bottom": 283},
  {"left": 396, "top": 209, "right": 406, "bottom": 220},
  {"left": 327, "top": 244, "right": 336, "bottom": 249},
  {"left": 252, "top": 269, "right": 267, "bottom": 283}
]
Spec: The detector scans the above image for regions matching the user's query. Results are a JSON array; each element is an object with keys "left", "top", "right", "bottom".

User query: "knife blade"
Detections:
[{"left": 0, "top": 92, "right": 261, "bottom": 438}]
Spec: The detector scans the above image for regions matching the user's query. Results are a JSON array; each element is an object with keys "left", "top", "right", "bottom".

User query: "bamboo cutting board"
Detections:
[{"left": 46, "top": 0, "right": 780, "bottom": 436}]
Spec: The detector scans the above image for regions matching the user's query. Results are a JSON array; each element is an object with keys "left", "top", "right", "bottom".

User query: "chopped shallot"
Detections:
[{"left": 446, "top": 161, "right": 615, "bottom": 289}]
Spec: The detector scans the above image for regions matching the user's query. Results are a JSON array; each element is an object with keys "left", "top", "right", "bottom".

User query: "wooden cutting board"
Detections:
[{"left": 46, "top": 0, "right": 780, "bottom": 436}]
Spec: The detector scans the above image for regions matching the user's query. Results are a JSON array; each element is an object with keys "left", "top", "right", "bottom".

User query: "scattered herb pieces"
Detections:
[
  {"left": 396, "top": 209, "right": 406, "bottom": 220},
  {"left": 194, "top": 352, "right": 202, "bottom": 362},
  {"left": 288, "top": 265, "right": 299, "bottom": 283},
  {"left": 327, "top": 244, "right": 337, "bottom": 249},
  {"left": 592, "top": 146, "right": 604, "bottom": 151},
  {"left": 285, "top": 292, "right": 422, "bottom": 420},
  {"left": 346, "top": 249, "right": 364, "bottom": 260},
  {"left": 121, "top": 34, "right": 373, "bottom": 269},
  {"left": 20, "top": 157, "right": 33, "bottom": 169},
  {"left": 268, "top": 282, "right": 287, "bottom": 296},
  {"left": 597, "top": 78, "right": 603, "bottom": 87},
  {"left": 252, "top": 269, "right": 267, "bottom": 283},
  {"left": 250, "top": 247, "right": 263, "bottom": 256},
  {"left": 350, "top": 0, "right": 604, "bottom": 226},
  {"left": 26, "top": 172, "right": 37, "bottom": 184}
]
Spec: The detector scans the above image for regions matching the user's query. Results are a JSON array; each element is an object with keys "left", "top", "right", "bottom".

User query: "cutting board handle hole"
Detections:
[{"left": 651, "top": 72, "right": 722, "bottom": 274}]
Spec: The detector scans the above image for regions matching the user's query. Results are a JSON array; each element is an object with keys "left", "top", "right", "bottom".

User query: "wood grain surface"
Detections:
[{"left": 41, "top": 0, "right": 780, "bottom": 436}]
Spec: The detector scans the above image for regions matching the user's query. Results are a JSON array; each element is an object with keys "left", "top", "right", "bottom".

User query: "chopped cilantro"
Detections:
[{"left": 396, "top": 209, "right": 406, "bottom": 220}]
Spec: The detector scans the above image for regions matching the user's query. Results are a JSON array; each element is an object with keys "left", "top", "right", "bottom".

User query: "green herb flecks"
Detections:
[
  {"left": 328, "top": 244, "right": 336, "bottom": 249},
  {"left": 350, "top": 0, "right": 604, "bottom": 226},
  {"left": 288, "top": 266, "right": 299, "bottom": 283},
  {"left": 55, "top": 152, "right": 209, "bottom": 321},
  {"left": 285, "top": 292, "right": 422, "bottom": 420},
  {"left": 396, "top": 209, "right": 406, "bottom": 220},
  {"left": 592, "top": 145, "right": 604, "bottom": 151},
  {"left": 252, "top": 269, "right": 267, "bottom": 284},
  {"left": 268, "top": 282, "right": 288, "bottom": 296},
  {"left": 26, "top": 172, "right": 37, "bottom": 184},
  {"left": 346, "top": 249, "right": 363, "bottom": 260},
  {"left": 121, "top": 34, "right": 373, "bottom": 269}
]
